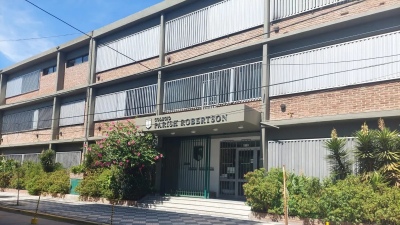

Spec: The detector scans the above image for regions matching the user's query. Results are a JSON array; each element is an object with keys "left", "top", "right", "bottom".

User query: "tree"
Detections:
[
  {"left": 354, "top": 122, "right": 375, "bottom": 174},
  {"left": 325, "top": 128, "right": 352, "bottom": 180},
  {"left": 373, "top": 119, "right": 400, "bottom": 186},
  {"left": 82, "top": 119, "right": 162, "bottom": 200},
  {"left": 39, "top": 149, "right": 56, "bottom": 172}
]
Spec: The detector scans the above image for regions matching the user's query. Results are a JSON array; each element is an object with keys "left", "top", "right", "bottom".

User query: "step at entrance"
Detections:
[{"left": 138, "top": 195, "right": 251, "bottom": 220}]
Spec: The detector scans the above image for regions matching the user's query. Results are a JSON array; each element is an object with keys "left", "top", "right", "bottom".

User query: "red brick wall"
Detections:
[
  {"left": 246, "top": 100, "right": 262, "bottom": 112},
  {"left": 1, "top": 129, "right": 51, "bottom": 145},
  {"left": 5, "top": 72, "right": 56, "bottom": 104},
  {"left": 95, "top": 57, "right": 159, "bottom": 83},
  {"left": 63, "top": 62, "right": 89, "bottom": 90},
  {"left": 165, "top": 27, "right": 264, "bottom": 65},
  {"left": 270, "top": 80, "right": 400, "bottom": 120},
  {"left": 58, "top": 125, "right": 85, "bottom": 140},
  {"left": 93, "top": 119, "right": 134, "bottom": 137},
  {"left": 269, "top": 0, "right": 399, "bottom": 38}
]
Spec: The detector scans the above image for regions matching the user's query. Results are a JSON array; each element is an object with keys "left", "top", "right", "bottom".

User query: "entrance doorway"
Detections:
[
  {"left": 219, "top": 140, "right": 261, "bottom": 199},
  {"left": 162, "top": 136, "right": 211, "bottom": 198}
]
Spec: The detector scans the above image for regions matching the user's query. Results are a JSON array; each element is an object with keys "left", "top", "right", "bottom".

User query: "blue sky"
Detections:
[{"left": 0, "top": 0, "right": 163, "bottom": 69}]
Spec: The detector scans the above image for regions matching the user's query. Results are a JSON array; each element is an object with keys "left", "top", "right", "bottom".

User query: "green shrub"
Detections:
[
  {"left": 76, "top": 169, "right": 105, "bottom": 198},
  {"left": 39, "top": 149, "right": 56, "bottom": 172},
  {"left": 47, "top": 170, "right": 70, "bottom": 195},
  {"left": 319, "top": 176, "right": 375, "bottom": 223},
  {"left": 25, "top": 170, "right": 48, "bottom": 195},
  {"left": 0, "top": 158, "right": 19, "bottom": 188},
  {"left": 70, "top": 164, "right": 85, "bottom": 174},
  {"left": 287, "top": 175, "right": 322, "bottom": 219},
  {"left": 10, "top": 161, "right": 42, "bottom": 190},
  {"left": 243, "top": 168, "right": 283, "bottom": 213},
  {"left": 0, "top": 171, "right": 12, "bottom": 189}
]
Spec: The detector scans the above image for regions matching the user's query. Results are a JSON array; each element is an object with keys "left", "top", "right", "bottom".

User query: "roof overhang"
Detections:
[{"left": 136, "top": 104, "right": 261, "bottom": 137}]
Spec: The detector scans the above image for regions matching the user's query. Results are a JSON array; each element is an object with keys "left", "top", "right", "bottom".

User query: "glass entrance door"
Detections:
[{"left": 219, "top": 140, "right": 260, "bottom": 198}]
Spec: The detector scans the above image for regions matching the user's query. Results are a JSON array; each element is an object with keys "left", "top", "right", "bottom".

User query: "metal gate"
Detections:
[
  {"left": 162, "top": 136, "right": 211, "bottom": 198},
  {"left": 219, "top": 140, "right": 260, "bottom": 198},
  {"left": 178, "top": 137, "right": 211, "bottom": 198}
]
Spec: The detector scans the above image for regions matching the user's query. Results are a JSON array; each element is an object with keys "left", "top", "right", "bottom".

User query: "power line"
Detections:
[
  {"left": 23, "top": 0, "right": 365, "bottom": 75},
  {"left": 4, "top": 64, "right": 400, "bottom": 137},
  {"left": 0, "top": 33, "right": 80, "bottom": 42},
  {"left": 2, "top": 59, "right": 400, "bottom": 131},
  {"left": 4, "top": 0, "right": 397, "bottom": 136},
  {"left": 24, "top": 0, "right": 152, "bottom": 71}
]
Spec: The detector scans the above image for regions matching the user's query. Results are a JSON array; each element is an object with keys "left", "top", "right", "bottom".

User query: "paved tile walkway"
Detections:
[
  {"left": 0, "top": 192, "right": 274, "bottom": 225},
  {"left": 0, "top": 210, "right": 76, "bottom": 225}
]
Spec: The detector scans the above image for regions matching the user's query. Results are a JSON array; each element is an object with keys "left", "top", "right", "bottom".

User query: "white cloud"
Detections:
[{"left": 0, "top": 1, "right": 56, "bottom": 64}]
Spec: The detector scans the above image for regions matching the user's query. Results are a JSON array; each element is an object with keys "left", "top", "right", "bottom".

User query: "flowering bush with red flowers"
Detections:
[
  {"left": 77, "top": 120, "right": 163, "bottom": 200},
  {"left": 85, "top": 120, "right": 162, "bottom": 170}
]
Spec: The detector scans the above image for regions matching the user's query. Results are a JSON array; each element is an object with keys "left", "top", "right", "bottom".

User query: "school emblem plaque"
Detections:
[{"left": 145, "top": 119, "right": 152, "bottom": 129}]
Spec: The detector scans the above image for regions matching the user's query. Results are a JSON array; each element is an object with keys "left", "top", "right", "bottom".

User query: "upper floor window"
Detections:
[
  {"left": 1, "top": 106, "right": 53, "bottom": 134},
  {"left": 6, "top": 70, "right": 40, "bottom": 98},
  {"left": 43, "top": 65, "right": 57, "bottom": 75},
  {"left": 66, "top": 54, "right": 89, "bottom": 68},
  {"left": 163, "top": 62, "right": 262, "bottom": 112}
]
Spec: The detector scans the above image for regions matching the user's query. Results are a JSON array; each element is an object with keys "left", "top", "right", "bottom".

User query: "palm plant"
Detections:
[
  {"left": 325, "top": 129, "right": 352, "bottom": 180},
  {"left": 354, "top": 122, "right": 376, "bottom": 174},
  {"left": 374, "top": 119, "right": 400, "bottom": 186}
]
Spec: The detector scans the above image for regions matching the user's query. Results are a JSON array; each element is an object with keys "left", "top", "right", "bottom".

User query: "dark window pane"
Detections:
[
  {"left": 21, "top": 71, "right": 40, "bottom": 94},
  {"left": 67, "top": 60, "right": 75, "bottom": 67},
  {"left": 37, "top": 107, "right": 53, "bottom": 129},
  {"left": 82, "top": 55, "right": 89, "bottom": 62},
  {"left": 75, "top": 57, "right": 83, "bottom": 65},
  {"left": 43, "top": 68, "right": 49, "bottom": 75}
]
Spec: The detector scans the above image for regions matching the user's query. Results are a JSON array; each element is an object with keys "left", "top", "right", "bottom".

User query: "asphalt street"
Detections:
[{"left": 0, "top": 210, "right": 77, "bottom": 225}]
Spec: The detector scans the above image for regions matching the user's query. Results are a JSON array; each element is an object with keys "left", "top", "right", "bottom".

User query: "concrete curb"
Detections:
[{"left": 0, "top": 205, "right": 107, "bottom": 225}]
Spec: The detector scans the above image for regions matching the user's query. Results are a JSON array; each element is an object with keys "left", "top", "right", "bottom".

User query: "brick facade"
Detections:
[
  {"left": 1, "top": 129, "right": 52, "bottom": 145},
  {"left": 64, "top": 62, "right": 89, "bottom": 90},
  {"left": 269, "top": 0, "right": 399, "bottom": 38},
  {"left": 93, "top": 119, "right": 132, "bottom": 137},
  {"left": 5, "top": 72, "right": 56, "bottom": 105},
  {"left": 165, "top": 27, "right": 264, "bottom": 65},
  {"left": 245, "top": 100, "right": 262, "bottom": 112},
  {"left": 95, "top": 57, "right": 159, "bottom": 83},
  {"left": 270, "top": 80, "right": 400, "bottom": 121},
  {"left": 58, "top": 125, "right": 85, "bottom": 140}
]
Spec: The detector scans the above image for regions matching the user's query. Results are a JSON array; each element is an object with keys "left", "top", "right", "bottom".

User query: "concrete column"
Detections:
[
  {"left": 55, "top": 51, "right": 66, "bottom": 91},
  {"left": 85, "top": 87, "right": 96, "bottom": 138},
  {"left": 0, "top": 73, "right": 7, "bottom": 105},
  {"left": 159, "top": 14, "right": 166, "bottom": 67},
  {"left": 261, "top": 0, "right": 271, "bottom": 170},
  {"left": 156, "top": 71, "right": 164, "bottom": 115},
  {"left": 51, "top": 97, "right": 61, "bottom": 140},
  {"left": 88, "top": 37, "right": 97, "bottom": 84},
  {"left": 264, "top": 0, "right": 270, "bottom": 39},
  {"left": 0, "top": 111, "right": 3, "bottom": 145}
]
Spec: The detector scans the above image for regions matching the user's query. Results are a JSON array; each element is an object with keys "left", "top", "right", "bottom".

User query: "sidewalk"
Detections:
[{"left": 0, "top": 192, "right": 278, "bottom": 225}]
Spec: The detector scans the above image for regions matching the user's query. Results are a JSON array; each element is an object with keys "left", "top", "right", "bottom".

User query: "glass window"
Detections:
[
  {"left": 43, "top": 68, "right": 50, "bottom": 75},
  {"left": 82, "top": 55, "right": 89, "bottom": 62},
  {"left": 75, "top": 57, "right": 83, "bottom": 65},
  {"left": 43, "top": 66, "right": 56, "bottom": 75},
  {"left": 66, "top": 60, "right": 75, "bottom": 68}
]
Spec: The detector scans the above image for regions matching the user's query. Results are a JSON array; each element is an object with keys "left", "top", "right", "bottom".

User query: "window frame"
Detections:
[
  {"left": 66, "top": 54, "right": 89, "bottom": 68},
  {"left": 42, "top": 65, "right": 57, "bottom": 76}
]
